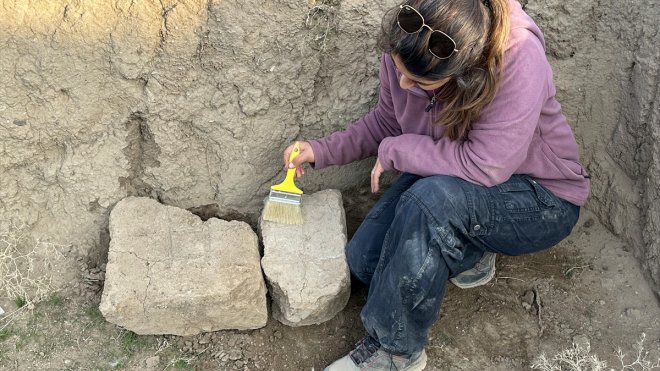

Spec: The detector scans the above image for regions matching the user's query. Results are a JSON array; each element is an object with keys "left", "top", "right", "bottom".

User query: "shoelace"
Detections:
[
  {"left": 349, "top": 336, "right": 404, "bottom": 371},
  {"left": 388, "top": 353, "right": 400, "bottom": 371},
  {"left": 349, "top": 336, "right": 380, "bottom": 365}
]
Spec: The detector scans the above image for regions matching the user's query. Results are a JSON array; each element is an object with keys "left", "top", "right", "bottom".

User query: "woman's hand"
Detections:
[
  {"left": 371, "top": 159, "right": 385, "bottom": 193},
  {"left": 283, "top": 141, "right": 315, "bottom": 178}
]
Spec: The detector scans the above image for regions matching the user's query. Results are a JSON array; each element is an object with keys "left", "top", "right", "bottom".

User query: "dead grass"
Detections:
[
  {"left": 0, "top": 222, "right": 67, "bottom": 333},
  {"left": 304, "top": 1, "right": 339, "bottom": 52},
  {"left": 0, "top": 222, "right": 66, "bottom": 303},
  {"left": 532, "top": 334, "right": 660, "bottom": 371}
]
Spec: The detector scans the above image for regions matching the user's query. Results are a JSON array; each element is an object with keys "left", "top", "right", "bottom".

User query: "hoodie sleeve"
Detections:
[
  {"left": 377, "top": 30, "right": 549, "bottom": 187},
  {"left": 308, "top": 55, "right": 402, "bottom": 169}
]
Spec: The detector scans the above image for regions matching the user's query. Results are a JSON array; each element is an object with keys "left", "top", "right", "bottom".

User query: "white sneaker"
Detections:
[{"left": 324, "top": 336, "right": 427, "bottom": 371}]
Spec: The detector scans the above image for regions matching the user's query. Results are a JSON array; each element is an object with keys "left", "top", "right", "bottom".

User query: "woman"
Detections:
[{"left": 284, "top": 0, "right": 590, "bottom": 369}]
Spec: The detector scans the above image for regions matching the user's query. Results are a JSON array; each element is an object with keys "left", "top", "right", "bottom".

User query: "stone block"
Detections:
[
  {"left": 260, "top": 189, "right": 350, "bottom": 326},
  {"left": 99, "top": 197, "right": 267, "bottom": 336}
]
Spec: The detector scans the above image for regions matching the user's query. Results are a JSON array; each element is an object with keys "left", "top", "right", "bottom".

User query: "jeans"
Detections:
[{"left": 346, "top": 173, "right": 580, "bottom": 355}]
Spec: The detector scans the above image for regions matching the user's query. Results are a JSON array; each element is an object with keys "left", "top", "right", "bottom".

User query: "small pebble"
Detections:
[
  {"left": 229, "top": 350, "right": 242, "bottom": 361},
  {"left": 521, "top": 290, "right": 535, "bottom": 306},
  {"left": 572, "top": 335, "right": 590, "bottom": 352},
  {"left": 145, "top": 356, "right": 160, "bottom": 368}
]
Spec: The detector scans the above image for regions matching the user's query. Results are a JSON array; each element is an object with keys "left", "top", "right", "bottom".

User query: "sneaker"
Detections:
[
  {"left": 450, "top": 251, "right": 496, "bottom": 289},
  {"left": 323, "top": 336, "right": 427, "bottom": 371}
]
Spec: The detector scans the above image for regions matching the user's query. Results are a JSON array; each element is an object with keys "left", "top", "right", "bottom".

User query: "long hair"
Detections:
[{"left": 380, "top": 0, "right": 510, "bottom": 140}]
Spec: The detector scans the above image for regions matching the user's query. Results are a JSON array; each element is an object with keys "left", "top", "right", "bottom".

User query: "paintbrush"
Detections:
[{"left": 263, "top": 141, "right": 304, "bottom": 224}]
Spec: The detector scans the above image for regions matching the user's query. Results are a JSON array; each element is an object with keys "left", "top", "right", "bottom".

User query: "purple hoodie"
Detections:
[{"left": 309, "top": 0, "right": 590, "bottom": 206}]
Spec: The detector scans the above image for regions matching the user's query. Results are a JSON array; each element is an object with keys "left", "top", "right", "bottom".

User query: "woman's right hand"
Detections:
[{"left": 283, "top": 141, "right": 315, "bottom": 178}]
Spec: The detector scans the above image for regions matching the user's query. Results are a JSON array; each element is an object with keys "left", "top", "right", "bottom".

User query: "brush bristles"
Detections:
[{"left": 263, "top": 200, "right": 304, "bottom": 225}]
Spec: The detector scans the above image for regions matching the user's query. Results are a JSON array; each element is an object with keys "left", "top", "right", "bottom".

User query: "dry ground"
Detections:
[{"left": 1, "top": 190, "right": 659, "bottom": 371}]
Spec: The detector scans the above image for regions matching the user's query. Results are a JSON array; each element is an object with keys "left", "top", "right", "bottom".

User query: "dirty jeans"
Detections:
[{"left": 346, "top": 173, "right": 580, "bottom": 355}]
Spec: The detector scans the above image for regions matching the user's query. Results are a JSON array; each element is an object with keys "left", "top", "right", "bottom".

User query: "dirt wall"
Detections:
[
  {"left": 0, "top": 0, "right": 658, "bottom": 295},
  {"left": 522, "top": 0, "right": 660, "bottom": 295}
]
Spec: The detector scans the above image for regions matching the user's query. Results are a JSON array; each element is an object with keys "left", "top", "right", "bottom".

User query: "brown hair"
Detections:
[{"left": 380, "top": 0, "right": 510, "bottom": 140}]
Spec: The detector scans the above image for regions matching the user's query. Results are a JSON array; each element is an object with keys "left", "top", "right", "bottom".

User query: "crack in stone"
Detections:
[
  {"left": 142, "top": 263, "right": 153, "bottom": 316},
  {"left": 298, "top": 263, "right": 308, "bottom": 302},
  {"left": 113, "top": 250, "right": 166, "bottom": 263}
]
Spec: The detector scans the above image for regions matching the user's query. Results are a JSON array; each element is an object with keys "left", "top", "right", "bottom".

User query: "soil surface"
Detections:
[{"left": 1, "top": 190, "right": 659, "bottom": 371}]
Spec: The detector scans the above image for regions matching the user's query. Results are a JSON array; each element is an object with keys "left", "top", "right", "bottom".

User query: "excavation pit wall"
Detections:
[{"left": 0, "top": 0, "right": 658, "bottom": 296}]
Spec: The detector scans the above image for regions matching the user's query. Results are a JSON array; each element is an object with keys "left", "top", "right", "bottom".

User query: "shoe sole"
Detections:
[
  {"left": 449, "top": 266, "right": 495, "bottom": 289},
  {"left": 407, "top": 350, "right": 428, "bottom": 370}
]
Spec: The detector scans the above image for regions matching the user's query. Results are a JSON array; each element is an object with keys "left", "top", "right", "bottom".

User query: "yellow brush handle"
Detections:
[
  {"left": 288, "top": 141, "right": 301, "bottom": 163},
  {"left": 271, "top": 142, "right": 303, "bottom": 195}
]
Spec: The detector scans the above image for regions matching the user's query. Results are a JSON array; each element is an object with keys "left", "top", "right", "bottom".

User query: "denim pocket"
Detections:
[
  {"left": 528, "top": 178, "right": 560, "bottom": 208},
  {"left": 496, "top": 176, "right": 558, "bottom": 220},
  {"left": 460, "top": 180, "right": 494, "bottom": 237}
]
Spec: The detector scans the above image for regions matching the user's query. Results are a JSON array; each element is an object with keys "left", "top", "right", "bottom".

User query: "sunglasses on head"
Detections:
[{"left": 397, "top": 4, "right": 460, "bottom": 60}]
